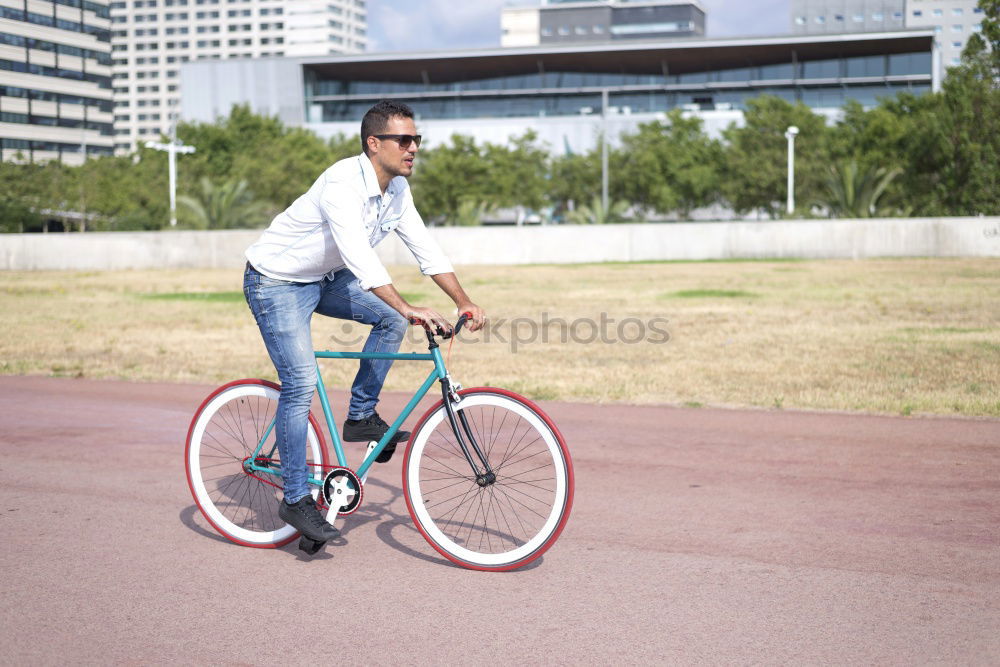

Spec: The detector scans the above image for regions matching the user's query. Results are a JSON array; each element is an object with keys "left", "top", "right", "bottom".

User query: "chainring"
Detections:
[{"left": 322, "top": 466, "right": 363, "bottom": 515}]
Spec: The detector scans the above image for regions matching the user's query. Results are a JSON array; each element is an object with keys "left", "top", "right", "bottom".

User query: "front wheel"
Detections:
[
  {"left": 402, "top": 388, "right": 574, "bottom": 571},
  {"left": 185, "top": 379, "right": 328, "bottom": 548}
]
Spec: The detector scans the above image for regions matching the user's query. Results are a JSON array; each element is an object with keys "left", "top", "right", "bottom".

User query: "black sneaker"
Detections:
[
  {"left": 278, "top": 495, "right": 340, "bottom": 542},
  {"left": 342, "top": 411, "right": 410, "bottom": 463}
]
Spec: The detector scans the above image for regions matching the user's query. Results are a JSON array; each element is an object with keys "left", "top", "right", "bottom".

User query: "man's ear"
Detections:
[{"left": 366, "top": 135, "right": 379, "bottom": 155}]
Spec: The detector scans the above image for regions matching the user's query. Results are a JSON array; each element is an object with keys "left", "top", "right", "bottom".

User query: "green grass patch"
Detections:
[
  {"left": 660, "top": 289, "right": 759, "bottom": 299},
  {"left": 398, "top": 291, "right": 426, "bottom": 303},
  {"left": 141, "top": 291, "right": 245, "bottom": 303}
]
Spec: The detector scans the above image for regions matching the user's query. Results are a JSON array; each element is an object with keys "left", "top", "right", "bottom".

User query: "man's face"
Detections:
[{"left": 370, "top": 115, "right": 419, "bottom": 179}]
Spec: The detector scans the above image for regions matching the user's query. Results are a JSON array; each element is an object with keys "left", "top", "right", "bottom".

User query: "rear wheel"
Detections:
[
  {"left": 185, "top": 379, "right": 328, "bottom": 548},
  {"left": 402, "top": 388, "right": 573, "bottom": 571}
]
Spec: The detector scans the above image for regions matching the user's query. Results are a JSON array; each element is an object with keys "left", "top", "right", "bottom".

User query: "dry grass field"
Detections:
[{"left": 1, "top": 258, "right": 998, "bottom": 416}]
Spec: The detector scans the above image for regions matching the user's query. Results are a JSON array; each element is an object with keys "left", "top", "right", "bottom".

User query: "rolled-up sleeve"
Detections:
[
  {"left": 394, "top": 189, "right": 454, "bottom": 276},
  {"left": 319, "top": 181, "right": 392, "bottom": 290}
]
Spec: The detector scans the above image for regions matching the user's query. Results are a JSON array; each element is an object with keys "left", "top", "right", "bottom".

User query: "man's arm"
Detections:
[
  {"left": 391, "top": 189, "right": 486, "bottom": 332},
  {"left": 371, "top": 273, "right": 485, "bottom": 334},
  {"left": 430, "top": 272, "right": 486, "bottom": 332},
  {"left": 370, "top": 283, "right": 452, "bottom": 333}
]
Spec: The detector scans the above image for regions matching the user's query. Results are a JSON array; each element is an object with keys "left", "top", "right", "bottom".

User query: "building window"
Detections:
[
  {"left": 853, "top": 14, "right": 864, "bottom": 22},
  {"left": 953, "top": 8, "right": 963, "bottom": 16},
  {"left": 834, "top": 14, "right": 844, "bottom": 22},
  {"left": 872, "top": 12, "right": 883, "bottom": 21},
  {"left": 794, "top": 16, "right": 806, "bottom": 25},
  {"left": 913, "top": 10, "right": 922, "bottom": 17},
  {"left": 973, "top": 23, "right": 982, "bottom": 32},
  {"left": 815, "top": 16, "right": 825, "bottom": 24},
  {"left": 541, "top": 27, "right": 553, "bottom": 36},
  {"left": 952, "top": 24, "right": 963, "bottom": 32},
  {"left": 557, "top": 26, "right": 569, "bottom": 35},
  {"left": 933, "top": 9, "right": 943, "bottom": 17},
  {"left": 952, "top": 41, "right": 962, "bottom": 48}
]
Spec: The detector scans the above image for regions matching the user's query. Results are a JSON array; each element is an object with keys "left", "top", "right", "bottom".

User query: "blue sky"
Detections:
[{"left": 367, "top": 0, "right": 791, "bottom": 52}]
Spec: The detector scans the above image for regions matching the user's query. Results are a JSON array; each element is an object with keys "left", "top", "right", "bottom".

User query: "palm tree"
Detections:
[
  {"left": 565, "top": 195, "right": 631, "bottom": 224},
  {"left": 451, "top": 198, "right": 496, "bottom": 226},
  {"left": 177, "top": 177, "right": 271, "bottom": 229},
  {"left": 816, "top": 161, "right": 904, "bottom": 218}
]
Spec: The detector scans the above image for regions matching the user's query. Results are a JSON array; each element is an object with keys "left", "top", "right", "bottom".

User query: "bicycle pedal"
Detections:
[{"left": 298, "top": 536, "right": 326, "bottom": 555}]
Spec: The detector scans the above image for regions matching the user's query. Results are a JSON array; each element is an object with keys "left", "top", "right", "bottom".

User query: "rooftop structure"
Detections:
[{"left": 502, "top": 1, "right": 705, "bottom": 47}]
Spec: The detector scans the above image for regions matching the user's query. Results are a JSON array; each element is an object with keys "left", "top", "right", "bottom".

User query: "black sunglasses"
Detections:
[{"left": 375, "top": 133, "right": 422, "bottom": 149}]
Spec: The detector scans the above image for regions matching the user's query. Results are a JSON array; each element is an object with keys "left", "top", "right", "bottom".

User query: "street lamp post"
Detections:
[
  {"left": 785, "top": 125, "right": 799, "bottom": 215},
  {"left": 147, "top": 132, "right": 196, "bottom": 227},
  {"left": 601, "top": 88, "right": 609, "bottom": 214}
]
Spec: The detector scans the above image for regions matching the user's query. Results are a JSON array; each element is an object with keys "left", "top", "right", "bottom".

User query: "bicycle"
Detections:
[{"left": 184, "top": 314, "right": 574, "bottom": 571}]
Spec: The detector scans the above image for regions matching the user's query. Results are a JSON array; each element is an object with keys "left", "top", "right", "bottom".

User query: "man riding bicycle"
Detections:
[{"left": 243, "top": 100, "right": 486, "bottom": 544}]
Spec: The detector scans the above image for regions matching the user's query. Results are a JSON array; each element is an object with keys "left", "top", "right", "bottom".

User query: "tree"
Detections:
[
  {"left": 481, "top": 130, "right": 549, "bottom": 212},
  {"left": 565, "top": 195, "right": 630, "bottom": 224},
  {"left": 891, "top": 32, "right": 1000, "bottom": 216},
  {"left": 962, "top": 1, "right": 999, "bottom": 77},
  {"left": 548, "top": 150, "right": 601, "bottom": 218},
  {"left": 177, "top": 177, "right": 271, "bottom": 229},
  {"left": 0, "top": 160, "right": 46, "bottom": 232},
  {"left": 176, "top": 105, "right": 351, "bottom": 217},
  {"left": 721, "top": 96, "right": 831, "bottom": 218},
  {"left": 617, "top": 110, "right": 723, "bottom": 218},
  {"left": 410, "top": 134, "right": 490, "bottom": 224},
  {"left": 815, "top": 161, "right": 905, "bottom": 218}
]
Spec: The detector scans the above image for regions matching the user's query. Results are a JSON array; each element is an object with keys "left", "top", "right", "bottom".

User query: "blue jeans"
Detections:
[{"left": 243, "top": 263, "right": 408, "bottom": 503}]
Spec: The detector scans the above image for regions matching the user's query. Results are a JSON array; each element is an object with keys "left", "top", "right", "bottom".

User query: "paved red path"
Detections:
[{"left": 1, "top": 376, "right": 998, "bottom": 663}]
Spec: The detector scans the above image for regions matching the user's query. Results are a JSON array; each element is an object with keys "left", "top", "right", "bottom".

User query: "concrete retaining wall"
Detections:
[{"left": 2, "top": 217, "right": 998, "bottom": 271}]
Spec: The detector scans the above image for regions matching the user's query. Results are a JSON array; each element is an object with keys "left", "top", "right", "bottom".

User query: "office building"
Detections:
[
  {"left": 109, "top": 0, "right": 367, "bottom": 153},
  {"left": 791, "top": 0, "right": 906, "bottom": 35},
  {"left": 181, "top": 31, "right": 937, "bottom": 155},
  {"left": 502, "top": 1, "right": 706, "bottom": 47},
  {"left": 0, "top": 0, "right": 114, "bottom": 164},
  {"left": 792, "top": 0, "right": 984, "bottom": 69},
  {"left": 906, "top": 1, "right": 986, "bottom": 68}
]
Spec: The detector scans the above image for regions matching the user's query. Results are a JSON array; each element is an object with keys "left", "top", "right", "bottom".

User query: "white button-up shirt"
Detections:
[{"left": 245, "top": 153, "right": 453, "bottom": 290}]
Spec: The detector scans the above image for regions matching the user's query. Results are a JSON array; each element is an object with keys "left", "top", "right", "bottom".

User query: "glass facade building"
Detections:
[
  {"left": 301, "top": 32, "right": 935, "bottom": 124},
  {"left": 180, "top": 30, "right": 937, "bottom": 154}
]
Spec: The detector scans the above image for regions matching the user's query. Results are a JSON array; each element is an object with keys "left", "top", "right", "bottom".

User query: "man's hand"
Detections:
[
  {"left": 455, "top": 301, "right": 486, "bottom": 332},
  {"left": 405, "top": 306, "right": 453, "bottom": 335}
]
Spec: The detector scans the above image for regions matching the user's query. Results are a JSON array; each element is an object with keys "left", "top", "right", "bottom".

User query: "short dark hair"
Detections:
[{"left": 360, "top": 100, "right": 415, "bottom": 155}]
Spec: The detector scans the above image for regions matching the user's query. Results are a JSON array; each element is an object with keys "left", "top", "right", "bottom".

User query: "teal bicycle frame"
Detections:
[{"left": 242, "top": 346, "right": 446, "bottom": 485}]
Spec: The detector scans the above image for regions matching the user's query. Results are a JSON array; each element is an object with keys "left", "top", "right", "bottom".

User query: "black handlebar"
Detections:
[{"left": 408, "top": 312, "right": 472, "bottom": 342}]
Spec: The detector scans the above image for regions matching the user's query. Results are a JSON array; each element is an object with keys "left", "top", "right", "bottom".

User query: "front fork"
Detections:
[{"left": 441, "top": 374, "right": 496, "bottom": 487}]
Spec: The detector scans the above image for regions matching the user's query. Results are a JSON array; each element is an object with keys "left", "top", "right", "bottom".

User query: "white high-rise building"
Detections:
[
  {"left": 906, "top": 1, "right": 986, "bottom": 68},
  {"left": 109, "top": 0, "right": 367, "bottom": 153},
  {"left": 0, "top": 0, "right": 114, "bottom": 164}
]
